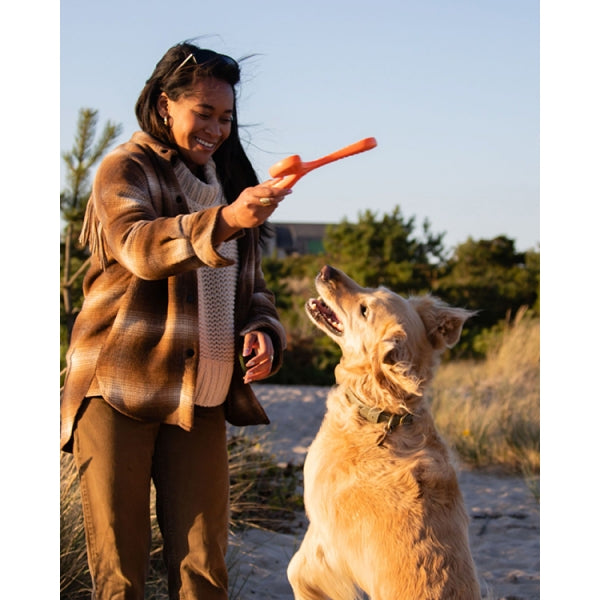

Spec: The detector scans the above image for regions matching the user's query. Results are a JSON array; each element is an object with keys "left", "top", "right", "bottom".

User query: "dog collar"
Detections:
[{"left": 344, "top": 388, "right": 414, "bottom": 438}]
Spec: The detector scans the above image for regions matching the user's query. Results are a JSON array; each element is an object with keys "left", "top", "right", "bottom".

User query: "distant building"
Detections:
[{"left": 265, "top": 222, "right": 330, "bottom": 257}]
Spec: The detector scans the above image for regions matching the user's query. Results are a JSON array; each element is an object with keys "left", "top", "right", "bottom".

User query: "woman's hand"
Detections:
[
  {"left": 217, "top": 182, "right": 292, "bottom": 240},
  {"left": 242, "top": 330, "right": 275, "bottom": 384}
]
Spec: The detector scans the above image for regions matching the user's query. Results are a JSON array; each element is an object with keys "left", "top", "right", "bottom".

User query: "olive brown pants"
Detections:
[{"left": 72, "top": 397, "right": 230, "bottom": 599}]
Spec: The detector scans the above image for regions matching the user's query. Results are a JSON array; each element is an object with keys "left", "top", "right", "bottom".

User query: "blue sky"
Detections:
[{"left": 60, "top": 0, "right": 540, "bottom": 253}]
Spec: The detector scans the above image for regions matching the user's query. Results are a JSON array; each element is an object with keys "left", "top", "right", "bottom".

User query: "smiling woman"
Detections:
[{"left": 60, "top": 40, "right": 293, "bottom": 599}]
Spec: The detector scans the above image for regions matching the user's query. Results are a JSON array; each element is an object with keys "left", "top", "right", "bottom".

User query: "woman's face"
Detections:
[{"left": 160, "top": 77, "right": 234, "bottom": 167}]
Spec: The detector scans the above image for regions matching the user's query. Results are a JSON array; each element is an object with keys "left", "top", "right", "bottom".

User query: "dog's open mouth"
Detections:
[{"left": 307, "top": 297, "right": 344, "bottom": 336}]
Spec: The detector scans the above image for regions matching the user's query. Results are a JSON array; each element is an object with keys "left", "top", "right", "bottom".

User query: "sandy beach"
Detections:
[{"left": 227, "top": 384, "right": 540, "bottom": 600}]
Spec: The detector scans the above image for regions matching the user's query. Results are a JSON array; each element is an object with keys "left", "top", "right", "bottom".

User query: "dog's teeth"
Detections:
[{"left": 307, "top": 297, "right": 343, "bottom": 334}]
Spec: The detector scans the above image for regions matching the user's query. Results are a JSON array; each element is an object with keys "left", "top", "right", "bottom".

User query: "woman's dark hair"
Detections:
[{"left": 135, "top": 41, "right": 261, "bottom": 209}]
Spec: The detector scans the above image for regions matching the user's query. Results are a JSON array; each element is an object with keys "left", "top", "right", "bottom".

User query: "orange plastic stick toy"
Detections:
[{"left": 268, "top": 137, "right": 377, "bottom": 189}]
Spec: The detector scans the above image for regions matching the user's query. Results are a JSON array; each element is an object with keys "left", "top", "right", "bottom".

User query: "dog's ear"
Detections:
[{"left": 410, "top": 296, "right": 475, "bottom": 350}]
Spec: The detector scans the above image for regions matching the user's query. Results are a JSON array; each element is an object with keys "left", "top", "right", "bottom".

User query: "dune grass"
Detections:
[{"left": 429, "top": 307, "right": 540, "bottom": 492}]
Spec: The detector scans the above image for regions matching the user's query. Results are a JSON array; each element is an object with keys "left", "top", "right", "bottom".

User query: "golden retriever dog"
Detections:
[{"left": 287, "top": 265, "right": 480, "bottom": 600}]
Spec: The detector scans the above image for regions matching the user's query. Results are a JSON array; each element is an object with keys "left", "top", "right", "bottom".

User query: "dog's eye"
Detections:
[{"left": 360, "top": 304, "right": 369, "bottom": 318}]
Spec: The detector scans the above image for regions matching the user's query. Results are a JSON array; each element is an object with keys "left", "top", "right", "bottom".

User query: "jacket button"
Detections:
[
  {"left": 185, "top": 349, "right": 195, "bottom": 358},
  {"left": 176, "top": 195, "right": 183, "bottom": 203}
]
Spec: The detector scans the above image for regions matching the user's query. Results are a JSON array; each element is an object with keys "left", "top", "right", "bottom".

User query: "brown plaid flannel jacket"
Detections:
[{"left": 60, "top": 132, "right": 286, "bottom": 451}]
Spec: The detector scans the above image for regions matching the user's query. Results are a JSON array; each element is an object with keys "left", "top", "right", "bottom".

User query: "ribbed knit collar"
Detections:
[{"left": 172, "top": 157, "right": 224, "bottom": 210}]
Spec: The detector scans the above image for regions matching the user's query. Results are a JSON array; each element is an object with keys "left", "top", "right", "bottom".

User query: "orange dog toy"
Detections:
[{"left": 269, "top": 137, "right": 377, "bottom": 189}]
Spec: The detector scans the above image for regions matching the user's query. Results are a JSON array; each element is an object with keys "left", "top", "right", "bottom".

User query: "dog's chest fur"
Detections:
[{"left": 303, "top": 387, "right": 465, "bottom": 523}]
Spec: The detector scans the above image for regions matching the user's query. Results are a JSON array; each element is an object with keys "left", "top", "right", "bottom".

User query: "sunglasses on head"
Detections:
[{"left": 174, "top": 51, "right": 239, "bottom": 75}]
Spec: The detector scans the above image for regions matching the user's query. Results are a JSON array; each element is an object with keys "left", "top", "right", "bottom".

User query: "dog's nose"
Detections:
[{"left": 320, "top": 265, "right": 335, "bottom": 281}]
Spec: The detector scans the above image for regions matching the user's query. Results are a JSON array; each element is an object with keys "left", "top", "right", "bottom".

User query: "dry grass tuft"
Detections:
[
  {"left": 60, "top": 453, "right": 92, "bottom": 599},
  {"left": 430, "top": 307, "right": 539, "bottom": 488}
]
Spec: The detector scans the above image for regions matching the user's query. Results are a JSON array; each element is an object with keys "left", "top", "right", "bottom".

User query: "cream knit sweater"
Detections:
[{"left": 174, "top": 159, "right": 238, "bottom": 407}]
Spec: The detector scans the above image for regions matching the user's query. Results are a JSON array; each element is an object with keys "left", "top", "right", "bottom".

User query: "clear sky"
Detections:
[{"left": 60, "top": 0, "right": 540, "bottom": 253}]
